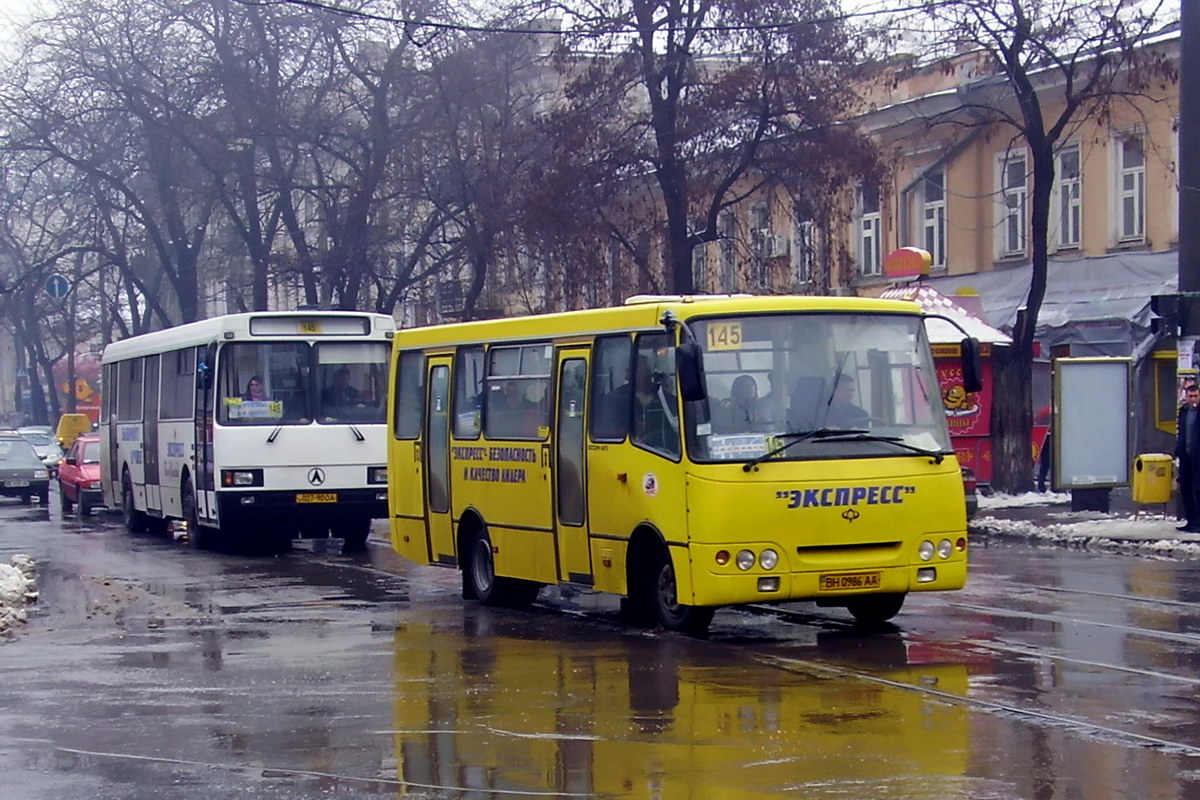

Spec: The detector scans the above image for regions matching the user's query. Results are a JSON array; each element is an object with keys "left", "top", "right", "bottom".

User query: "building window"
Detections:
[
  {"left": 857, "top": 184, "right": 881, "bottom": 277},
  {"left": 1055, "top": 144, "right": 1081, "bottom": 249},
  {"left": 998, "top": 153, "right": 1027, "bottom": 258},
  {"left": 690, "top": 218, "right": 707, "bottom": 292},
  {"left": 1117, "top": 134, "right": 1145, "bottom": 243},
  {"left": 793, "top": 216, "right": 815, "bottom": 284},
  {"left": 921, "top": 168, "right": 946, "bottom": 269}
]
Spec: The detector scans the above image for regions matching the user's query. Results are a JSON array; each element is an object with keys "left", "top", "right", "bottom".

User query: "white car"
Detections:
[{"left": 16, "top": 426, "right": 62, "bottom": 476}]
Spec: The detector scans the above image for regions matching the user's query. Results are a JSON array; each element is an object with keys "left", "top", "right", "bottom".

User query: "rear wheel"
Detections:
[
  {"left": 648, "top": 547, "right": 714, "bottom": 636},
  {"left": 465, "top": 526, "right": 540, "bottom": 608},
  {"left": 845, "top": 593, "right": 905, "bottom": 626},
  {"left": 122, "top": 475, "right": 147, "bottom": 533}
]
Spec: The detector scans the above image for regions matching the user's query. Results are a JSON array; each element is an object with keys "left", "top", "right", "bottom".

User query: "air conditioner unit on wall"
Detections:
[{"left": 768, "top": 233, "right": 790, "bottom": 259}]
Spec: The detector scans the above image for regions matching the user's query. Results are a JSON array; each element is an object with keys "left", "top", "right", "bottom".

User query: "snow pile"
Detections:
[
  {"left": 971, "top": 512, "right": 1200, "bottom": 560},
  {"left": 0, "top": 555, "right": 37, "bottom": 638},
  {"left": 979, "top": 491, "right": 1071, "bottom": 509}
]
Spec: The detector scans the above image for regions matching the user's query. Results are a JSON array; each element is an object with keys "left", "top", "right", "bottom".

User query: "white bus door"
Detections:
[
  {"left": 553, "top": 349, "right": 592, "bottom": 583},
  {"left": 143, "top": 354, "right": 162, "bottom": 513},
  {"left": 423, "top": 358, "right": 455, "bottom": 563}
]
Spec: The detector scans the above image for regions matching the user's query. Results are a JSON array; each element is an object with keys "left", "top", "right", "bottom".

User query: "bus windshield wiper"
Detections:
[
  {"left": 741, "top": 428, "right": 868, "bottom": 472},
  {"left": 816, "top": 432, "right": 948, "bottom": 464}
]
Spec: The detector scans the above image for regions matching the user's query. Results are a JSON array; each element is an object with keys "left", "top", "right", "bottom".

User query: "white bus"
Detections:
[{"left": 100, "top": 311, "right": 395, "bottom": 553}]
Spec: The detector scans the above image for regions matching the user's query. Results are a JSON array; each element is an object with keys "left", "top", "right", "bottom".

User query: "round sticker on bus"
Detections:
[{"left": 643, "top": 472, "right": 658, "bottom": 497}]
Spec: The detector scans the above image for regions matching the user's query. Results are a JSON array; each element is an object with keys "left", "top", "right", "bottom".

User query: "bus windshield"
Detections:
[
  {"left": 217, "top": 341, "right": 389, "bottom": 426},
  {"left": 685, "top": 313, "right": 952, "bottom": 463}
]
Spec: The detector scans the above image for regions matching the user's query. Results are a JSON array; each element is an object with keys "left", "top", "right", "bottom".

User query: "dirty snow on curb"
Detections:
[
  {"left": 0, "top": 555, "right": 37, "bottom": 638},
  {"left": 971, "top": 514, "right": 1200, "bottom": 560},
  {"left": 978, "top": 491, "right": 1072, "bottom": 509}
]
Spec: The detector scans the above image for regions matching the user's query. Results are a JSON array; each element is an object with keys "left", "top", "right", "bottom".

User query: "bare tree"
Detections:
[{"left": 534, "top": 0, "right": 877, "bottom": 295}]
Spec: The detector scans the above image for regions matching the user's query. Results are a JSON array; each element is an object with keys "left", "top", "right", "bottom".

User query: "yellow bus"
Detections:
[{"left": 387, "top": 295, "right": 981, "bottom": 634}]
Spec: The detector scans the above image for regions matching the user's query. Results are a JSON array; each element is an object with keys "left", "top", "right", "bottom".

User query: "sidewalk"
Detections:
[{"left": 969, "top": 487, "right": 1200, "bottom": 560}]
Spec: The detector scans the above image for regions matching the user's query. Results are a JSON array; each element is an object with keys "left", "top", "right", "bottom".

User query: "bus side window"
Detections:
[
  {"left": 631, "top": 334, "right": 680, "bottom": 458},
  {"left": 394, "top": 352, "right": 424, "bottom": 439},
  {"left": 590, "top": 335, "right": 633, "bottom": 442},
  {"left": 454, "top": 348, "right": 484, "bottom": 439}
]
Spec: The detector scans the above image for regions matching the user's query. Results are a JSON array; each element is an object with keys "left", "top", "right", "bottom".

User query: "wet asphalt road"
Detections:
[{"left": 2, "top": 490, "right": 1200, "bottom": 799}]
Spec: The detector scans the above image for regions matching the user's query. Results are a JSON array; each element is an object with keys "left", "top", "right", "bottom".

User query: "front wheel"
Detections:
[
  {"left": 183, "top": 478, "right": 216, "bottom": 551},
  {"left": 334, "top": 518, "right": 372, "bottom": 552},
  {"left": 38, "top": 488, "right": 49, "bottom": 506},
  {"left": 60, "top": 486, "right": 73, "bottom": 514},
  {"left": 649, "top": 549, "right": 714, "bottom": 636},
  {"left": 845, "top": 593, "right": 905, "bottom": 626}
]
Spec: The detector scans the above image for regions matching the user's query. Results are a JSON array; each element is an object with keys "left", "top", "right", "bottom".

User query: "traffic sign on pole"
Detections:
[{"left": 44, "top": 273, "right": 70, "bottom": 299}]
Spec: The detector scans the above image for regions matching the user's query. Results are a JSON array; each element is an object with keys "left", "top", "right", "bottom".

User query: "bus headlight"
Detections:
[
  {"left": 918, "top": 540, "right": 935, "bottom": 561},
  {"left": 368, "top": 466, "right": 387, "bottom": 484},
  {"left": 758, "top": 549, "right": 778, "bottom": 570},
  {"left": 937, "top": 539, "right": 954, "bottom": 559},
  {"left": 735, "top": 550, "right": 756, "bottom": 571},
  {"left": 221, "top": 469, "right": 263, "bottom": 487}
]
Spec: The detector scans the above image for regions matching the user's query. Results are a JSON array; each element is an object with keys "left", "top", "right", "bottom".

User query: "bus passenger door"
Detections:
[
  {"left": 554, "top": 349, "right": 592, "bottom": 583},
  {"left": 143, "top": 354, "right": 162, "bottom": 513},
  {"left": 423, "top": 359, "right": 455, "bottom": 563}
]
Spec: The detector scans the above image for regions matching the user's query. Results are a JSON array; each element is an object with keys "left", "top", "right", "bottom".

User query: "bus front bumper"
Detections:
[
  {"left": 687, "top": 549, "right": 967, "bottom": 607},
  {"left": 216, "top": 487, "right": 388, "bottom": 524}
]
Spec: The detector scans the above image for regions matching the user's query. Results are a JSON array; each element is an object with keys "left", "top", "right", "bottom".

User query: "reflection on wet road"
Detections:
[{"left": 1, "top": 497, "right": 1199, "bottom": 798}]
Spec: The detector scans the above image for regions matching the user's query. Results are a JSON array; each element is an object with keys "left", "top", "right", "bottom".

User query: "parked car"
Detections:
[
  {"left": 962, "top": 466, "right": 979, "bottom": 520},
  {"left": 58, "top": 433, "right": 103, "bottom": 515},
  {"left": 17, "top": 426, "right": 62, "bottom": 476},
  {"left": 0, "top": 432, "right": 51, "bottom": 505}
]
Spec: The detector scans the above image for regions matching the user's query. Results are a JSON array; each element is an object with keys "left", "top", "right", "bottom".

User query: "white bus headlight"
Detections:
[
  {"left": 368, "top": 466, "right": 387, "bottom": 484},
  {"left": 758, "top": 549, "right": 778, "bottom": 570},
  {"left": 221, "top": 469, "right": 263, "bottom": 487},
  {"left": 918, "top": 540, "right": 935, "bottom": 561},
  {"left": 735, "top": 550, "right": 756, "bottom": 571},
  {"left": 937, "top": 539, "right": 954, "bottom": 559}
]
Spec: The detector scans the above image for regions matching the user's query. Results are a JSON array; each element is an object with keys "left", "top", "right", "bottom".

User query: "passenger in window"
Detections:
[
  {"left": 824, "top": 374, "right": 870, "bottom": 429},
  {"left": 633, "top": 357, "right": 679, "bottom": 454},
  {"left": 323, "top": 368, "right": 363, "bottom": 407},
  {"left": 243, "top": 376, "right": 268, "bottom": 401},
  {"left": 716, "top": 374, "right": 762, "bottom": 433}
]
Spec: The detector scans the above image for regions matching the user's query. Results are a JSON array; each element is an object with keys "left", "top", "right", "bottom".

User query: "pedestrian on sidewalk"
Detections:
[{"left": 1175, "top": 382, "right": 1200, "bottom": 532}]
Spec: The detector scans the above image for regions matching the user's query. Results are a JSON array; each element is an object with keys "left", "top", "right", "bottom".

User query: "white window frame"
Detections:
[
  {"left": 1114, "top": 132, "right": 1145, "bottom": 244},
  {"left": 1052, "top": 142, "right": 1082, "bottom": 250},
  {"left": 718, "top": 210, "right": 737, "bottom": 292},
  {"left": 920, "top": 168, "right": 946, "bottom": 269},
  {"left": 857, "top": 184, "right": 882, "bottom": 277},
  {"left": 996, "top": 151, "right": 1028, "bottom": 259},
  {"left": 690, "top": 218, "right": 707, "bottom": 293}
]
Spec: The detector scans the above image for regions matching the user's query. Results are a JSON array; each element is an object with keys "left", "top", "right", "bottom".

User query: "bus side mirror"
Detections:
[
  {"left": 676, "top": 342, "right": 707, "bottom": 402},
  {"left": 961, "top": 337, "right": 983, "bottom": 393}
]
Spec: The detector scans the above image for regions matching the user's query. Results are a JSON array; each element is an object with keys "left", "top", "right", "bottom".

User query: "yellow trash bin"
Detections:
[{"left": 1132, "top": 454, "right": 1173, "bottom": 504}]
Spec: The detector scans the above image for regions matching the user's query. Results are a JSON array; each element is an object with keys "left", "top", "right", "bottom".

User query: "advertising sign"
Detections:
[{"left": 1053, "top": 357, "right": 1132, "bottom": 489}]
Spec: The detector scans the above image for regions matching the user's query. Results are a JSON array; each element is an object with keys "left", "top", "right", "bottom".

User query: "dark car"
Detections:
[
  {"left": 58, "top": 433, "right": 104, "bottom": 515},
  {"left": 0, "top": 432, "right": 51, "bottom": 505},
  {"left": 962, "top": 467, "right": 979, "bottom": 519}
]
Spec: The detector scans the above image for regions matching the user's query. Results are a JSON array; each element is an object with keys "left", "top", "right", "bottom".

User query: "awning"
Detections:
[
  {"left": 880, "top": 285, "right": 1012, "bottom": 345},
  {"left": 901, "top": 251, "right": 1177, "bottom": 360}
]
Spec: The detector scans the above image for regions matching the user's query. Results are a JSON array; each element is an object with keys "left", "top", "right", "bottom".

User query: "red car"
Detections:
[{"left": 58, "top": 433, "right": 103, "bottom": 515}]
